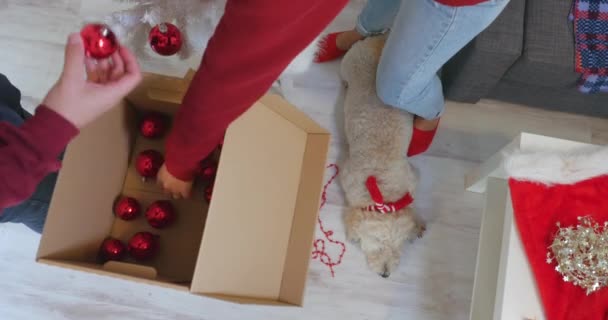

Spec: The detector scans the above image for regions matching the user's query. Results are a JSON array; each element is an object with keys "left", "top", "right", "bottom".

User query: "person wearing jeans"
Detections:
[{"left": 316, "top": 0, "right": 510, "bottom": 156}]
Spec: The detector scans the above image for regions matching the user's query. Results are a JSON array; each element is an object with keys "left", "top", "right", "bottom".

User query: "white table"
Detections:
[{"left": 466, "top": 133, "right": 594, "bottom": 320}]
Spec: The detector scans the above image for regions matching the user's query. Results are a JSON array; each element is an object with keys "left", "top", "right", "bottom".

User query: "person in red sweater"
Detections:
[
  {"left": 157, "top": 0, "right": 510, "bottom": 198},
  {"left": 157, "top": 0, "right": 352, "bottom": 198},
  {"left": 315, "top": 0, "right": 510, "bottom": 157},
  {"left": 0, "top": 33, "right": 142, "bottom": 233}
]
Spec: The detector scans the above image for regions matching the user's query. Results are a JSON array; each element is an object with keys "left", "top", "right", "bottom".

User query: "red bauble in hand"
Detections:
[
  {"left": 140, "top": 113, "right": 168, "bottom": 139},
  {"left": 149, "top": 23, "right": 182, "bottom": 56},
  {"left": 114, "top": 196, "right": 141, "bottom": 220},
  {"left": 199, "top": 158, "right": 217, "bottom": 181},
  {"left": 128, "top": 232, "right": 159, "bottom": 261},
  {"left": 204, "top": 185, "right": 213, "bottom": 204},
  {"left": 99, "top": 237, "right": 126, "bottom": 262},
  {"left": 80, "top": 23, "right": 118, "bottom": 59},
  {"left": 136, "top": 150, "right": 163, "bottom": 179},
  {"left": 145, "top": 200, "right": 176, "bottom": 229}
]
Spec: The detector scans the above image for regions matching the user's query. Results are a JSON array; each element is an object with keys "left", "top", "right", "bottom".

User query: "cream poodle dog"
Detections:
[{"left": 340, "top": 36, "right": 425, "bottom": 278}]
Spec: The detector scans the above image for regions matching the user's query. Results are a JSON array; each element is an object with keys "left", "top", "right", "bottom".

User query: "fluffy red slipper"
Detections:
[
  {"left": 315, "top": 32, "right": 348, "bottom": 63},
  {"left": 407, "top": 120, "right": 439, "bottom": 157}
]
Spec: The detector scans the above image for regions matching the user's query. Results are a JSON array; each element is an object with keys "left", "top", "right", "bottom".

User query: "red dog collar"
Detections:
[{"left": 364, "top": 176, "right": 414, "bottom": 214}]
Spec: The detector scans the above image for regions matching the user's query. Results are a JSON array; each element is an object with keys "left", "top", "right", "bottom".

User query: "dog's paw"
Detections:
[
  {"left": 416, "top": 222, "right": 426, "bottom": 239},
  {"left": 408, "top": 221, "right": 426, "bottom": 242}
]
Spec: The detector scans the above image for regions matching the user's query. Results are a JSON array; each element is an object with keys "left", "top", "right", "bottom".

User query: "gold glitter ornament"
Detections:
[{"left": 546, "top": 216, "right": 608, "bottom": 295}]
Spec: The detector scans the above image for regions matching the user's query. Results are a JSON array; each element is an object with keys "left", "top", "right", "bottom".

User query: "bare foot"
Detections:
[
  {"left": 336, "top": 29, "right": 364, "bottom": 51},
  {"left": 413, "top": 116, "right": 440, "bottom": 131}
]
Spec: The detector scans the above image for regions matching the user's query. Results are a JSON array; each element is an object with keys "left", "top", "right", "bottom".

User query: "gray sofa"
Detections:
[{"left": 442, "top": 0, "right": 608, "bottom": 117}]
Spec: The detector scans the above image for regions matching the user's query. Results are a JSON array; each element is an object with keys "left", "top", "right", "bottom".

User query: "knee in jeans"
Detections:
[
  {"left": 0, "top": 74, "right": 22, "bottom": 108},
  {"left": 376, "top": 71, "right": 417, "bottom": 109}
]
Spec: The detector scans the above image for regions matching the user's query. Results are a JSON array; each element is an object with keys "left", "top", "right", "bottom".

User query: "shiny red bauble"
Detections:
[
  {"left": 145, "top": 200, "right": 176, "bottom": 229},
  {"left": 99, "top": 237, "right": 127, "bottom": 262},
  {"left": 199, "top": 158, "right": 217, "bottom": 181},
  {"left": 149, "top": 23, "right": 182, "bottom": 56},
  {"left": 128, "top": 232, "right": 159, "bottom": 261},
  {"left": 80, "top": 23, "right": 118, "bottom": 59},
  {"left": 136, "top": 150, "right": 164, "bottom": 179},
  {"left": 114, "top": 196, "right": 141, "bottom": 221},
  {"left": 140, "top": 113, "right": 168, "bottom": 139},
  {"left": 204, "top": 185, "right": 213, "bottom": 204}
]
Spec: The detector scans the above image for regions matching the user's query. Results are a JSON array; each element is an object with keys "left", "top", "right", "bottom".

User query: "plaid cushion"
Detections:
[{"left": 571, "top": 0, "right": 608, "bottom": 93}]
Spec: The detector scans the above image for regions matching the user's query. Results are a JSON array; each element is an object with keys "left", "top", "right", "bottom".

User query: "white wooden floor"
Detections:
[{"left": 1, "top": 1, "right": 607, "bottom": 320}]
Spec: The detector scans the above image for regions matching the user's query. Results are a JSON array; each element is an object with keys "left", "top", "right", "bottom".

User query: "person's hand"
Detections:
[
  {"left": 157, "top": 164, "right": 193, "bottom": 199},
  {"left": 42, "top": 33, "right": 142, "bottom": 128}
]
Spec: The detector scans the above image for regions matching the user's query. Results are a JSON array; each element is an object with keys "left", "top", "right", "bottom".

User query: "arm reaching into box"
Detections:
[
  {"left": 0, "top": 34, "right": 141, "bottom": 213},
  {"left": 159, "top": 0, "right": 348, "bottom": 198}
]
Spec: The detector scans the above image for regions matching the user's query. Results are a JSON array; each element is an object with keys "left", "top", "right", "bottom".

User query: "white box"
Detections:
[{"left": 467, "top": 133, "right": 596, "bottom": 320}]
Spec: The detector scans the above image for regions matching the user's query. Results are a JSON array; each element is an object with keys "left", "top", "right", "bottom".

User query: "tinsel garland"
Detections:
[{"left": 547, "top": 216, "right": 608, "bottom": 295}]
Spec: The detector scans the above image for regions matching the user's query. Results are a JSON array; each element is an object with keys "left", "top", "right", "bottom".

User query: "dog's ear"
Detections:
[{"left": 344, "top": 207, "right": 364, "bottom": 243}]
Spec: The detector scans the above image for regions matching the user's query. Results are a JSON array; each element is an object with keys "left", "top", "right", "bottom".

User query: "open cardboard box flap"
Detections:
[{"left": 37, "top": 71, "right": 330, "bottom": 307}]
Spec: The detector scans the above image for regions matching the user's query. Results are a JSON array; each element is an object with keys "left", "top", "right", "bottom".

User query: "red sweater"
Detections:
[
  {"left": 0, "top": 106, "right": 78, "bottom": 210},
  {"left": 164, "top": 0, "right": 489, "bottom": 180},
  {"left": 165, "top": 0, "right": 350, "bottom": 180}
]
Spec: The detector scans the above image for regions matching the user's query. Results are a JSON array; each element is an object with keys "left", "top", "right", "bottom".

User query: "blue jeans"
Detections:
[
  {"left": 0, "top": 74, "right": 55, "bottom": 234},
  {"left": 357, "top": 0, "right": 510, "bottom": 119}
]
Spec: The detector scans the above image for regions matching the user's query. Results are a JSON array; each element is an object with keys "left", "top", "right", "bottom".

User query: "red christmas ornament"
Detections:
[
  {"left": 199, "top": 158, "right": 217, "bottom": 181},
  {"left": 80, "top": 23, "right": 118, "bottom": 59},
  {"left": 149, "top": 23, "right": 182, "bottom": 56},
  {"left": 140, "top": 113, "right": 168, "bottom": 139},
  {"left": 114, "top": 196, "right": 141, "bottom": 221},
  {"left": 128, "top": 232, "right": 159, "bottom": 261},
  {"left": 204, "top": 185, "right": 213, "bottom": 203},
  {"left": 99, "top": 237, "right": 127, "bottom": 262},
  {"left": 136, "top": 150, "right": 164, "bottom": 179},
  {"left": 145, "top": 200, "right": 176, "bottom": 229}
]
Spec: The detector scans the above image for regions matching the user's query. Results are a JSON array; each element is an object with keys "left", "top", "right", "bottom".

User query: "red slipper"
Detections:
[
  {"left": 407, "top": 120, "right": 440, "bottom": 157},
  {"left": 315, "top": 32, "right": 348, "bottom": 63}
]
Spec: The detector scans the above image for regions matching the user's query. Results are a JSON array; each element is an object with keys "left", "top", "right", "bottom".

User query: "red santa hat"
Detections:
[{"left": 506, "top": 146, "right": 608, "bottom": 320}]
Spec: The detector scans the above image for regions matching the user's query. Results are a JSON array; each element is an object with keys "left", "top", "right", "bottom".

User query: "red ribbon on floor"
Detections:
[{"left": 311, "top": 164, "right": 346, "bottom": 277}]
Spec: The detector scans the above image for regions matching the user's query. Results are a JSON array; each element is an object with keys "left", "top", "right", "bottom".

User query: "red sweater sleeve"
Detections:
[
  {"left": 165, "top": 0, "right": 348, "bottom": 180},
  {"left": 0, "top": 106, "right": 78, "bottom": 210}
]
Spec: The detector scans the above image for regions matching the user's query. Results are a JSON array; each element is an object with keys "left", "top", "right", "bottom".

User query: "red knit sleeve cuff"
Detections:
[{"left": 19, "top": 105, "right": 79, "bottom": 159}]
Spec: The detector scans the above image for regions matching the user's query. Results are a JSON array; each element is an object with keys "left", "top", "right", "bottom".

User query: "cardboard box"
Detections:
[{"left": 37, "top": 71, "right": 330, "bottom": 306}]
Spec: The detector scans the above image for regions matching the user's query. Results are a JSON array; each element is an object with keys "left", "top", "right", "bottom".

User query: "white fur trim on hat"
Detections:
[{"left": 504, "top": 146, "right": 608, "bottom": 185}]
